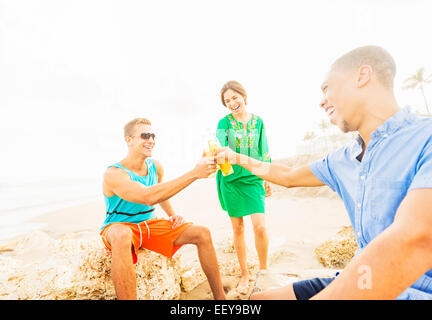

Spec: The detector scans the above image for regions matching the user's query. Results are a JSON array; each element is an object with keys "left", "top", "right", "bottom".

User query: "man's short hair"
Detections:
[
  {"left": 124, "top": 118, "right": 152, "bottom": 137},
  {"left": 331, "top": 45, "right": 396, "bottom": 89}
]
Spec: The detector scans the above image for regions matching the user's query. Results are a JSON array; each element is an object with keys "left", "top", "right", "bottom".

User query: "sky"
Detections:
[{"left": 1, "top": 0, "right": 432, "bottom": 182}]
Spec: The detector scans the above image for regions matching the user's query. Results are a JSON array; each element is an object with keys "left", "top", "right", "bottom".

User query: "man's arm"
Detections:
[
  {"left": 103, "top": 157, "right": 216, "bottom": 206},
  {"left": 311, "top": 188, "right": 432, "bottom": 299},
  {"left": 217, "top": 147, "right": 324, "bottom": 188}
]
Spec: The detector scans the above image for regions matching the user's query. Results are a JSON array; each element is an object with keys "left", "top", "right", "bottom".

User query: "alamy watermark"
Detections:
[{"left": 357, "top": 264, "right": 372, "bottom": 290}]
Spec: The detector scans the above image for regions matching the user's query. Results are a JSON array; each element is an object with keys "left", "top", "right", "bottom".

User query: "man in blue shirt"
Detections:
[{"left": 217, "top": 45, "right": 432, "bottom": 299}]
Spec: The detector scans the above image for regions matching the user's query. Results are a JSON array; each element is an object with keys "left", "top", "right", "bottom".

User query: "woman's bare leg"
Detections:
[
  {"left": 230, "top": 216, "right": 249, "bottom": 293},
  {"left": 250, "top": 213, "right": 269, "bottom": 270}
]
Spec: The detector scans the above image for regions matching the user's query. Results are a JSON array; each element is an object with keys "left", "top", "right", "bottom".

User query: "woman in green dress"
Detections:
[{"left": 216, "top": 80, "right": 272, "bottom": 294}]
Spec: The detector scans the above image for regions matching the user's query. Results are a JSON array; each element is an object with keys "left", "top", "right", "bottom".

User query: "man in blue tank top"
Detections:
[
  {"left": 218, "top": 46, "right": 432, "bottom": 300},
  {"left": 101, "top": 118, "right": 226, "bottom": 300}
]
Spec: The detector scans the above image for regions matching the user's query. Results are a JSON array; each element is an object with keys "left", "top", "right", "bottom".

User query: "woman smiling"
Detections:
[{"left": 215, "top": 80, "right": 272, "bottom": 294}]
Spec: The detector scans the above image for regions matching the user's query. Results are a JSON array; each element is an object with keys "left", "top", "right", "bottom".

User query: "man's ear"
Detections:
[{"left": 357, "top": 65, "right": 373, "bottom": 88}]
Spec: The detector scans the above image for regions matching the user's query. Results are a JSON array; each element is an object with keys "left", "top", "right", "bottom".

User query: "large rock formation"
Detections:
[
  {"left": 314, "top": 226, "right": 358, "bottom": 269},
  {"left": 0, "top": 231, "right": 288, "bottom": 300},
  {"left": 0, "top": 232, "right": 182, "bottom": 300}
]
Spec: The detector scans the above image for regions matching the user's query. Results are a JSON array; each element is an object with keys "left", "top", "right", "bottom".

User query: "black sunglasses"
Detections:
[
  {"left": 132, "top": 132, "right": 155, "bottom": 140},
  {"left": 139, "top": 132, "right": 155, "bottom": 140}
]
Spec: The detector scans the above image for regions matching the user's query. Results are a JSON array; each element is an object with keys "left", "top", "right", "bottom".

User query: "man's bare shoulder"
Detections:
[
  {"left": 151, "top": 158, "right": 163, "bottom": 170},
  {"left": 151, "top": 159, "right": 164, "bottom": 181},
  {"left": 104, "top": 166, "right": 129, "bottom": 185}
]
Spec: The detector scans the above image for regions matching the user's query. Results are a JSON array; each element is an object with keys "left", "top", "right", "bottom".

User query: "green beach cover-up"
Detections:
[{"left": 216, "top": 113, "right": 271, "bottom": 218}]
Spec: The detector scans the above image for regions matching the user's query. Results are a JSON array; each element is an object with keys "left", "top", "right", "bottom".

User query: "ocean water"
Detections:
[
  {"left": 0, "top": 125, "right": 202, "bottom": 241},
  {"left": 0, "top": 177, "right": 102, "bottom": 240}
]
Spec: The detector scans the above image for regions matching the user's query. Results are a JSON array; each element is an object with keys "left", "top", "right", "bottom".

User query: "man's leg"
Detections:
[
  {"left": 106, "top": 224, "right": 137, "bottom": 300},
  {"left": 250, "top": 277, "right": 335, "bottom": 300},
  {"left": 250, "top": 284, "right": 297, "bottom": 300},
  {"left": 174, "top": 225, "right": 226, "bottom": 300}
]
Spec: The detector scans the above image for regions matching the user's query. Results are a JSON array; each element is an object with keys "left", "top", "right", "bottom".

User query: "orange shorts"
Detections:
[{"left": 100, "top": 218, "right": 193, "bottom": 264}]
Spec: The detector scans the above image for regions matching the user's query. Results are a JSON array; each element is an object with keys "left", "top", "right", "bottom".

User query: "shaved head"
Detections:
[{"left": 331, "top": 45, "right": 396, "bottom": 89}]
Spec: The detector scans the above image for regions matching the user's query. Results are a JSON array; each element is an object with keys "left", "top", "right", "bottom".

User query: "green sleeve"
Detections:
[
  {"left": 258, "top": 119, "right": 271, "bottom": 163},
  {"left": 216, "top": 117, "right": 228, "bottom": 147}
]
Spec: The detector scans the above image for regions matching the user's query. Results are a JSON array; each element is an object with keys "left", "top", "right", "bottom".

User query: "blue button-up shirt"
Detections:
[{"left": 310, "top": 107, "right": 432, "bottom": 299}]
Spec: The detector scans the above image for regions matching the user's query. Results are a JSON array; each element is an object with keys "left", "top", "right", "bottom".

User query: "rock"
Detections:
[
  {"left": 180, "top": 269, "right": 206, "bottom": 292},
  {"left": 1, "top": 231, "right": 291, "bottom": 299},
  {"left": 314, "top": 226, "right": 358, "bottom": 269},
  {"left": 1, "top": 233, "right": 182, "bottom": 300}
]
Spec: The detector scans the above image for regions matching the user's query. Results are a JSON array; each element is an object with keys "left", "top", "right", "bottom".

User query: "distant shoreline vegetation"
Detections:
[
  {"left": 403, "top": 67, "right": 432, "bottom": 116},
  {"left": 297, "top": 119, "right": 356, "bottom": 156}
]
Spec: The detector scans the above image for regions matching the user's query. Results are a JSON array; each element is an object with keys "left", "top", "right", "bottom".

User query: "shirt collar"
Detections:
[
  {"left": 350, "top": 106, "right": 415, "bottom": 160},
  {"left": 371, "top": 106, "right": 415, "bottom": 139},
  {"left": 351, "top": 134, "right": 364, "bottom": 161}
]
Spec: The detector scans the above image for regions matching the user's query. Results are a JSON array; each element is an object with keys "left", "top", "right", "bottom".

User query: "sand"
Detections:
[{"left": 0, "top": 173, "right": 352, "bottom": 300}]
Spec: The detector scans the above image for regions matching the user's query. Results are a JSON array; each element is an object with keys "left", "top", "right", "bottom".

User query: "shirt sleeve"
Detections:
[
  {"left": 309, "top": 154, "right": 338, "bottom": 192},
  {"left": 409, "top": 137, "right": 432, "bottom": 191},
  {"left": 258, "top": 119, "right": 271, "bottom": 163},
  {"left": 216, "top": 118, "right": 228, "bottom": 147}
]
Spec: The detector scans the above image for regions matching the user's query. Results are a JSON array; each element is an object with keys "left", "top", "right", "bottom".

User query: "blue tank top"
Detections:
[{"left": 101, "top": 158, "right": 158, "bottom": 230}]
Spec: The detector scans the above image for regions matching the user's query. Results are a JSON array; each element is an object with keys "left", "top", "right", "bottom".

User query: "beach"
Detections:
[{"left": 0, "top": 173, "right": 351, "bottom": 300}]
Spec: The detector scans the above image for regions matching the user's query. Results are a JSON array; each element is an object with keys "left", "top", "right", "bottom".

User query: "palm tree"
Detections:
[
  {"left": 303, "top": 131, "right": 316, "bottom": 141},
  {"left": 402, "top": 67, "right": 432, "bottom": 115}
]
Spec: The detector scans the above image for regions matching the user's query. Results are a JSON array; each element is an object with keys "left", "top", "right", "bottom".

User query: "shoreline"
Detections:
[{"left": 0, "top": 198, "right": 104, "bottom": 243}]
